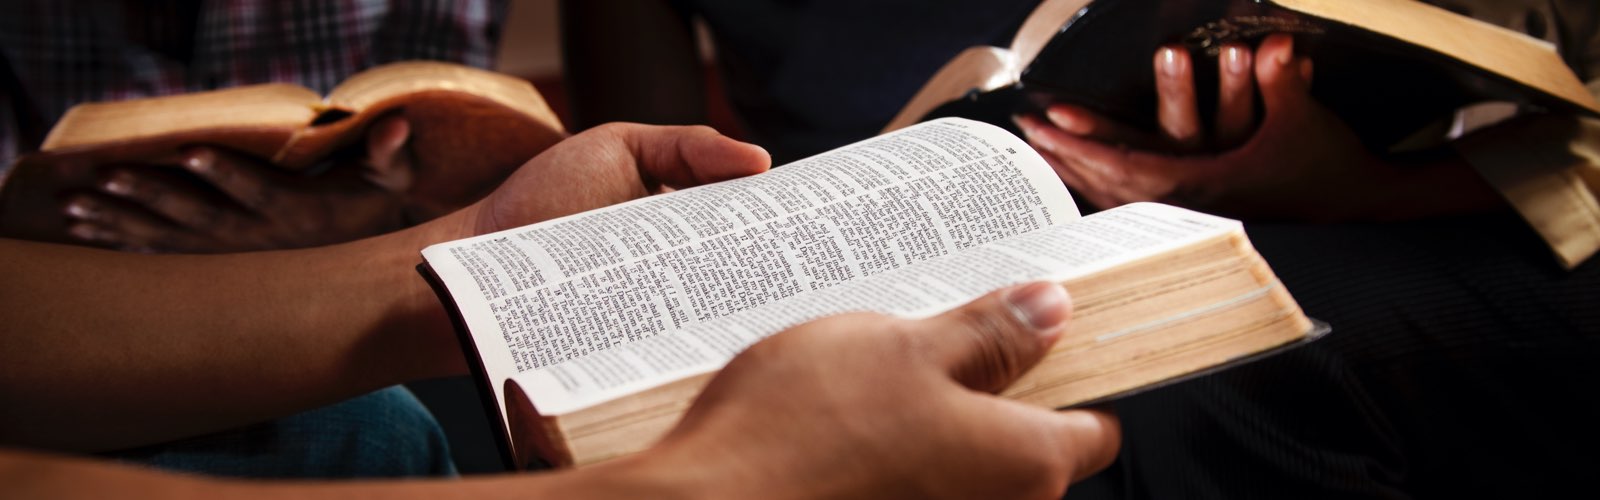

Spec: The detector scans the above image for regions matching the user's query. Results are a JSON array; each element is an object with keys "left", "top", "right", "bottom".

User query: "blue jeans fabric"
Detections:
[{"left": 103, "top": 386, "right": 456, "bottom": 479}]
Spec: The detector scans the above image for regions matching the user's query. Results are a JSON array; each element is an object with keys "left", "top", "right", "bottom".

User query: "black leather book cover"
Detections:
[
  {"left": 417, "top": 262, "right": 519, "bottom": 470},
  {"left": 921, "top": 0, "right": 1597, "bottom": 151}
]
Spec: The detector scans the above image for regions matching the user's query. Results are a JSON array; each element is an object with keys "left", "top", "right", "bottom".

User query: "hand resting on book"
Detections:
[
  {"left": 58, "top": 114, "right": 418, "bottom": 253},
  {"left": 1016, "top": 34, "right": 1504, "bottom": 221}
]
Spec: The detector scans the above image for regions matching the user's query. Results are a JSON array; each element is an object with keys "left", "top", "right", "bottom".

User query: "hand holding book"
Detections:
[
  {"left": 640, "top": 282, "right": 1117, "bottom": 498},
  {"left": 457, "top": 123, "right": 772, "bottom": 239},
  {"left": 59, "top": 114, "right": 418, "bottom": 252},
  {"left": 0, "top": 62, "right": 568, "bottom": 252},
  {"left": 0, "top": 121, "right": 1122, "bottom": 498},
  {"left": 1016, "top": 34, "right": 1505, "bottom": 222},
  {"left": 423, "top": 118, "right": 1321, "bottom": 468}
]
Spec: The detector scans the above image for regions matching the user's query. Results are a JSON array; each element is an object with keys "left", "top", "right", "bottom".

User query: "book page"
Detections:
[
  {"left": 421, "top": 118, "right": 1077, "bottom": 419},
  {"left": 514, "top": 202, "right": 1245, "bottom": 415}
]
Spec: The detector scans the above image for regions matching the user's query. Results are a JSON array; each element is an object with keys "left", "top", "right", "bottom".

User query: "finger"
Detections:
[
  {"left": 1215, "top": 44, "right": 1257, "bottom": 148},
  {"left": 97, "top": 168, "right": 229, "bottom": 231},
  {"left": 1254, "top": 34, "right": 1314, "bottom": 120},
  {"left": 1016, "top": 114, "right": 1098, "bottom": 186},
  {"left": 1047, "top": 405, "right": 1122, "bottom": 482},
  {"left": 363, "top": 113, "right": 416, "bottom": 193},
  {"left": 1037, "top": 149, "right": 1123, "bottom": 211},
  {"left": 1154, "top": 46, "right": 1202, "bottom": 150},
  {"left": 63, "top": 194, "right": 206, "bottom": 252},
  {"left": 1016, "top": 115, "right": 1137, "bottom": 207},
  {"left": 916, "top": 281, "right": 1072, "bottom": 393},
  {"left": 1038, "top": 106, "right": 1158, "bottom": 149},
  {"left": 65, "top": 221, "right": 122, "bottom": 248},
  {"left": 180, "top": 147, "right": 279, "bottom": 212},
  {"left": 1027, "top": 137, "right": 1089, "bottom": 189},
  {"left": 611, "top": 124, "right": 772, "bottom": 188}
]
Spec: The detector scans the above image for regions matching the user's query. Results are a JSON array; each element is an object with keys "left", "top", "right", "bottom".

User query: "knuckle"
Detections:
[
  {"left": 682, "top": 124, "right": 718, "bottom": 136},
  {"left": 63, "top": 195, "right": 100, "bottom": 221},
  {"left": 590, "top": 122, "right": 637, "bottom": 138},
  {"left": 949, "top": 307, "right": 1027, "bottom": 390}
]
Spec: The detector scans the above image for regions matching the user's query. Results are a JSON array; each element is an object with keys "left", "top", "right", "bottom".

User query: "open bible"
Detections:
[
  {"left": 888, "top": 0, "right": 1600, "bottom": 151},
  {"left": 0, "top": 61, "right": 565, "bottom": 244},
  {"left": 419, "top": 118, "right": 1325, "bottom": 469}
]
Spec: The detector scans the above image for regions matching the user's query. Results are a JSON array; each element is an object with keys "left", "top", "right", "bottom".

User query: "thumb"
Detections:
[
  {"left": 363, "top": 113, "right": 415, "bottom": 193},
  {"left": 615, "top": 124, "right": 772, "bottom": 188},
  {"left": 918, "top": 281, "right": 1072, "bottom": 393},
  {"left": 1254, "top": 34, "right": 1315, "bottom": 119}
]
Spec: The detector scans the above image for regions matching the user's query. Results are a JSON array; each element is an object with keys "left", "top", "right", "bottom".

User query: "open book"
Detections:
[
  {"left": 887, "top": 0, "right": 1600, "bottom": 150},
  {"left": 419, "top": 118, "right": 1325, "bottom": 469},
  {"left": 0, "top": 61, "right": 565, "bottom": 243}
]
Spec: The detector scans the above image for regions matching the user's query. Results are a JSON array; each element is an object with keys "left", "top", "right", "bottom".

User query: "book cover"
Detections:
[{"left": 905, "top": 0, "right": 1600, "bottom": 150}]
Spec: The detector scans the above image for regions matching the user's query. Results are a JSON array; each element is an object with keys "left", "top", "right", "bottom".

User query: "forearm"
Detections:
[
  {"left": 1360, "top": 147, "right": 1506, "bottom": 222},
  {"left": 0, "top": 218, "right": 467, "bottom": 452},
  {"left": 0, "top": 448, "right": 699, "bottom": 500}
]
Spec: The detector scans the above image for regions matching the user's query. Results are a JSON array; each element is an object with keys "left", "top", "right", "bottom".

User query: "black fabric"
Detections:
[
  {"left": 675, "top": 0, "right": 1040, "bottom": 164},
  {"left": 1067, "top": 210, "right": 1600, "bottom": 499}
]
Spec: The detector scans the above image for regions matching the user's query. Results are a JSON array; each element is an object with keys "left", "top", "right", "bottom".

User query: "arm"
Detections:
[
  {"left": 0, "top": 124, "right": 769, "bottom": 452},
  {"left": 2, "top": 281, "right": 1117, "bottom": 499},
  {"left": 560, "top": 0, "right": 707, "bottom": 130}
]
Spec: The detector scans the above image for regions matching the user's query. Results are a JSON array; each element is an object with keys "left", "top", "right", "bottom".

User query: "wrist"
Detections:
[
  {"left": 1361, "top": 149, "right": 1505, "bottom": 221},
  {"left": 546, "top": 449, "right": 718, "bottom": 500},
  {"left": 355, "top": 215, "right": 479, "bottom": 380}
]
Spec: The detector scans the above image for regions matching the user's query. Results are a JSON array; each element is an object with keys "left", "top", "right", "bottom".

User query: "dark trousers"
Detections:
[{"left": 1069, "top": 209, "right": 1600, "bottom": 499}]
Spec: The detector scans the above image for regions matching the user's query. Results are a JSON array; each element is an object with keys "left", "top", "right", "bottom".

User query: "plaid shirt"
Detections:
[{"left": 0, "top": 0, "right": 507, "bottom": 169}]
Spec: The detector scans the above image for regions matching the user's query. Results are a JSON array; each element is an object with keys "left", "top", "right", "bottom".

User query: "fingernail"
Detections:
[
  {"left": 68, "top": 223, "right": 107, "bottom": 242},
  {"left": 1005, "top": 282, "right": 1071, "bottom": 332},
  {"left": 1299, "top": 58, "right": 1314, "bottom": 81},
  {"left": 1225, "top": 45, "right": 1250, "bottom": 75},
  {"left": 185, "top": 150, "right": 213, "bottom": 173},
  {"left": 387, "top": 119, "right": 411, "bottom": 150},
  {"left": 104, "top": 177, "right": 132, "bottom": 195},
  {"left": 1011, "top": 115, "right": 1032, "bottom": 135},
  {"left": 1045, "top": 108, "right": 1074, "bottom": 130},
  {"left": 65, "top": 199, "right": 96, "bottom": 219},
  {"left": 1158, "top": 47, "right": 1184, "bottom": 76}
]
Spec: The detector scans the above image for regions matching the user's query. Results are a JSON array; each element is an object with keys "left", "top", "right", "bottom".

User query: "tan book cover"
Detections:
[{"left": 0, "top": 61, "right": 566, "bottom": 243}]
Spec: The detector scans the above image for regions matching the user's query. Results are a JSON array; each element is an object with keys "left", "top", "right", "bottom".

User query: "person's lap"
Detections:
[
  {"left": 103, "top": 386, "right": 456, "bottom": 479},
  {"left": 1069, "top": 209, "right": 1600, "bottom": 499}
]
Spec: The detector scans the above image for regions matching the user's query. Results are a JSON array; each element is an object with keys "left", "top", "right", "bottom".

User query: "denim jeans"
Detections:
[{"left": 103, "top": 386, "right": 457, "bottom": 478}]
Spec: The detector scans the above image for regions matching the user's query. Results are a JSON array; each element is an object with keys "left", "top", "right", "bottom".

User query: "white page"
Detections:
[
  {"left": 421, "top": 118, "right": 1078, "bottom": 423},
  {"left": 511, "top": 202, "right": 1243, "bottom": 415}
]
